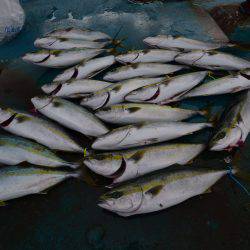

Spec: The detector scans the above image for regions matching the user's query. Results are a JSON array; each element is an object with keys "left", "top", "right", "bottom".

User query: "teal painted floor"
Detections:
[{"left": 0, "top": 1, "right": 249, "bottom": 249}]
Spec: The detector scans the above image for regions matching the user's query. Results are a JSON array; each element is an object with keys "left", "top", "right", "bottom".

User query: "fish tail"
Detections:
[{"left": 0, "top": 200, "right": 7, "bottom": 206}]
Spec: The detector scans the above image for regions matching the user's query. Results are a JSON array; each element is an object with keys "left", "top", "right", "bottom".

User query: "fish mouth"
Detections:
[{"left": 144, "top": 86, "right": 160, "bottom": 101}]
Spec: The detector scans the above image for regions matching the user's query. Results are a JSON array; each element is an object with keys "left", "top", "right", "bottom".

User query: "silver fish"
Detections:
[
  {"left": 143, "top": 35, "right": 230, "bottom": 51},
  {"left": 84, "top": 143, "right": 205, "bottom": 183},
  {"left": 92, "top": 121, "right": 212, "bottom": 150},
  {"left": 183, "top": 70, "right": 250, "bottom": 99},
  {"left": 31, "top": 96, "right": 109, "bottom": 137},
  {"left": 0, "top": 166, "right": 80, "bottom": 202},
  {"left": 0, "top": 107, "right": 82, "bottom": 152},
  {"left": 95, "top": 103, "right": 206, "bottom": 125},
  {"left": 0, "top": 135, "right": 78, "bottom": 168},
  {"left": 125, "top": 71, "right": 208, "bottom": 104},
  {"left": 22, "top": 49, "right": 105, "bottom": 68},
  {"left": 46, "top": 28, "right": 111, "bottom": 41},
  {"left": 80, "top": 77, "right": 165, "bottom": 110},
  {"left": 175, "top": 50, "right": 250, "bottom": 70},
  {"left": 42, "top": 79, "right": 112, "bottom": 98},
  {"left": 53, "top": 55, "right": 115, "bottom": 82},
  {"left": 210, "top": 91, "right": 250, "bottom": 151},
  {"left": 99, "top": 167, "right": 233, "bottom": 216},
  {"left": 115, "top": 49, "right": 180, "bottom": 64},
  {"left": 103, "top": 63, "right": 187, "bottom": 82},
  {"left": 34, "top": 37, "right": 109, "bottom": 50}
]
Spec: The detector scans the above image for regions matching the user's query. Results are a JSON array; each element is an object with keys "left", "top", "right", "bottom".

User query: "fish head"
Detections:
[
  {"left": 41, "top": 82, "right": 62, "bottom": 95},
  {"left": 125, "top": 85, "right": 159, "bottom": 102},
  {"left": 22, "top": 51, "right": 49, "bottom": 63},
  {"left": 210, "top": 126, "right": 242, "bottom": 151},
  {"left": 98, "top": 185, "right": 143, "bottom": 213},
  {"left": 175, "top": 51, "right": 204, "bottom": 64},
  {"left": 84, "top": 153, "right": 124, "bottom": 177},
  {"left": 0, "top": 107, "right": 15, "bottom": 123},
  {"left": 34, "top": 37, "right": 57, "bottom": 48},
  {"left": 143, "top": 35, "right": 170, "bottom": 47},
  {"left": 31, "top": 95, "right": 53, "bottom": 110},
  {"left": 80, "top": 92, "right": 110, "bottom": 110}
]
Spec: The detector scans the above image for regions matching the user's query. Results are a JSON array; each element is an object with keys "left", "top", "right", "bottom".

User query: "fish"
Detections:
[
  {"left": 84, "top": 143, "right": 205, "bottom": 183},
  {"left": 210, "top": 91, "right": 250, "bottom": 151},
  {"left": 22, "top": 48, "right": 105, "bottom": 68},
  {"left": 80, "top": 77, "right": 165, "bottom": 110},
  {"left": 0, "top": 107, "right": 82, "bottom": 152},
  {"left": 125, "top": 71, "right": 208, "bottom": 104},
  {"left": 115, "top": 49, "right": 180, "bottom": 64},
  {"left": 0, "top": 166, "right": 81, "bottom": 202},
  {"left": 95, "top": 103, "right": 206, "bottom": 125},
  {"left": 92, "top": 121, "right": 212, "bottom": 150},
  {"left": 34, "top": 37, "right": 109, "bottom": 50},
  {"left": 98, "top": 166, "right": 234, "bottom": 216},
  {"left": 46, "top": 27, "right": 111, "bottom": 42},
  {"left": 41, "top": 79, "right": 113, "bottom": 98},
  {"left": 143, "top": 35, "right": 230, "bottom": 51},
  {"left": 0, "top": 135, "right": 78, "bottom": 168},
  {"left": 103, "top": 63, "right": 187, "bottom": 82},
  {"left": 31, "top": 96, "right": 109, "bottom": 137},
  {"left": 183, "top": 70, "right": 250, "bottom": 99},
  {"left": 175, "top": 50, "right": 250, "bottom": 70},
  {"left": 53, "top": 55, "right": 115, "bottom": 82}
]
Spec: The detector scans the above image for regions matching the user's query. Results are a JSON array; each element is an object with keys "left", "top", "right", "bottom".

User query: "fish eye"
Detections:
[
  {"left": 215, "top": 131, "right": 226, "bottom": 140},
  {"left": 107, "top": 191, "right": 123, "bottom": 199}
]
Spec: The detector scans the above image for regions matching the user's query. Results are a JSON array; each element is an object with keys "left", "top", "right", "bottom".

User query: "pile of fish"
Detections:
[{"left": 0, "top": 28, "right": 249, "bottom": 216}]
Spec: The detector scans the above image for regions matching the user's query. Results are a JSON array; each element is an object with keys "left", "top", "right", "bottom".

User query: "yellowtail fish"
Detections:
[
  {"left": 84, "top": 143, "right": 205, "bottom": 183},
  {"left": 175, "top": 50, "right": 250, "bottom": 70},
  {"left": 41, "top": 79, "right": 112, "bottom": 98},
  {"left": 22, "top": 48, "right": 105, "bottom": 68},
  {"left": 0, "top": 107, "right": 82, "bottom": 152},
  {"left": 31, "top": 96, "right": 109, "bottom": 137},
  {"left": 0, "top": 166, "right": 81, "bottom": 202},
  {"left": 92, "top": 121, "right": 212, "bottom": 150},
  {"left": 99, "top": 167, "right": 235, "bottom": 216},
  {"left": 210, "top": 91, "right": 250, "bottom": 151},
  {"left": 95, "top": 103, "right": 206, "bottom": 125},
  {"left": 0, "top": 135, "right": 78, "bottom": 168},
  {"left": 143, "top": 35, "right": 231, "bottom": 51},
  {"left": 115, "top": 49, "right": 180, "bottom": 64},
  {"left": 103, "top": 63, "right": 187, "bottom": 82},
  {"left": 53, "top": 55, "right": 115, "bottom": 82}
]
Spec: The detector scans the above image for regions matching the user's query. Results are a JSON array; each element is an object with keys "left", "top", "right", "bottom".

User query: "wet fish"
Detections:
[
  {"left": 0, "top": 166, "right": 80, "bottom": 202},
  {"left": 143, "top": 35, "right": 230, "bottom": 51},
  {"left": 183, "top": 70, "right": 250, "bottom": 99},
  {"left": 125, "top": 71, "right": 207, "bottom": 104},
  {"left": 0, "top": 107, "right": 82, "bottom": 152},
  {"left": 95, "top": 103, "right": 206, "bottom": 125},
  {"left": 99, "top": 167, "right": 233, "bottom": 216},
  {"left": 31, "top": 96, "right": 109, "bottom": 137},
  {"left": 46, "top": 27, "right": 111, "bottom": 42},
  {"left": 34, "top": 37, "right": 109, "bottom": 50},
  {"left": 115, "top": 49, "right": 180, "bottom": 64},
  {"left": 175, "top": 50, "right": 250, "bottom": 70},
  {"left": 103, "top": 63, "right": 187, "bottom": 82},
  {"left": 84, "top": 143, "right": 205, "bottom": 183},
  {"left": 22, "top": 48, "right": 105, "bottom": 68},
  {"left": 42, "top": 79, "right": 112, "bottom": 98},
  {"left": 80, "top": 77, "right": 165, "bottom": 110},
  {"left": 92, "top": 121, "right": 212, "bottom": 150},
  {"left": 53, "top": 55, "right": 115, "bottom": 82},
  {"left": 0, "top": 135, "right": 78, "bottom": 168},
  {"left": 210, "top": 91, "right": 250, "bottom": 151}
]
